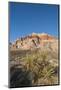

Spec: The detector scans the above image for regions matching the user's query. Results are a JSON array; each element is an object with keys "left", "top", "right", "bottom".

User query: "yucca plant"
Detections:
[{"left": 20, "top": 48, "right": 58, "bottom": 85}]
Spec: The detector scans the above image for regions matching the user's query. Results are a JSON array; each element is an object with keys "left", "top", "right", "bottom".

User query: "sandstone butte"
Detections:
[{"left": 10, "top": 33, "right": 58, "bottom": 50}]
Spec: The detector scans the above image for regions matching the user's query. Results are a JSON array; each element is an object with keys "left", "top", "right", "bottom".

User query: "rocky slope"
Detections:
[
  {"left": 10, "top": 33, "right": 59, "bottom": 87},
  {"left": 10, "top": 33, "right": 58, "bottom": 50}
]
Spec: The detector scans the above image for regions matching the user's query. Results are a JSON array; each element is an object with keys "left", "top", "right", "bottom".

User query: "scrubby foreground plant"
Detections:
[
  {"left": 22, "top": 48, "right": 59, "bottom": 85},
  {"left": 10, "top": 48, "right": 59, "bottom": 87}
]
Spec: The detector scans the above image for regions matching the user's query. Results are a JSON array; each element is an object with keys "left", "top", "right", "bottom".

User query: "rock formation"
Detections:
[{"left": 10, "top": 33, "right": 58, "bottom": 50}]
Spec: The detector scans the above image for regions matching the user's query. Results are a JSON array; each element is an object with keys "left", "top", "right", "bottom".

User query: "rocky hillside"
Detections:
[
  {"left": 10, "top": 33, "right": 58, "bottom": 50},
  {"left": 10, "top": 33, "right": 59, "bottom": 87}
]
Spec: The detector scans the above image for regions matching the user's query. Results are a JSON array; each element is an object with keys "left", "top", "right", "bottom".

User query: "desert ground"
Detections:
[{"left": 9, "top": 47, "right": 59, "bottom": 88}]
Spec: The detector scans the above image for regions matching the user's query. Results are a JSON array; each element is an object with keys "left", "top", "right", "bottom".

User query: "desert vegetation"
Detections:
[{"left": 9, "top": 47, "right": 59, "bottom": 87}]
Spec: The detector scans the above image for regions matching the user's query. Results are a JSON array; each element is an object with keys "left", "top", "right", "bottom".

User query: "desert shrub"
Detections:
[
  {"left": 24, "top": 49, "right": 58, "bottom": 85},
  {"left": 10, "top": 48, "right": 58, "bottom": 86}
]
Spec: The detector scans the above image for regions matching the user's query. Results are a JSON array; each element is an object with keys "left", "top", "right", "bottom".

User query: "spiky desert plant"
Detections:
[
  {"left": 32, "top": 49, "right": 58, "bottom": 85},
  {"left": 15, "top": 48, "right": 58, "bottom": 85}
]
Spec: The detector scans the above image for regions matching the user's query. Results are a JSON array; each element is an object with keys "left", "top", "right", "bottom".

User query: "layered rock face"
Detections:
[{"left": 10, "top": 33, "right": 58, "bottom": 50}]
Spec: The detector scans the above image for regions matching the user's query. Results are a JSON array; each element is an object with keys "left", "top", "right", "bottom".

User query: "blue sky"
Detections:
[{"left": 9, "top": 2, "right": 59, "bottom": 42}]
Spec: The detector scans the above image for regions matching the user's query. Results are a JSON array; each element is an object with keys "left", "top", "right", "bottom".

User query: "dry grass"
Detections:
[{"left": 10, "top": 48, "right": 59, "bottom": 87}]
